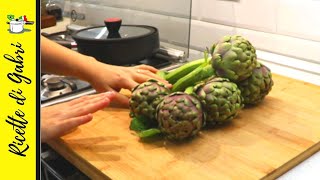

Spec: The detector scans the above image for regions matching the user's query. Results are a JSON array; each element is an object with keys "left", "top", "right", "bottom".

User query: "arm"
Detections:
[
  {"left": 41, "top": 36, "right": 171, "bottom": 106},
  {"left": 41, "top": 35, "right": 98, "bottom": 81}
]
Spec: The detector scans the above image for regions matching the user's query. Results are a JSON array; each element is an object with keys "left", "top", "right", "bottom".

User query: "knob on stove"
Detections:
[
  {"left": 41, "top": 75, "right": 78, "bottom": 100},
  {"left": 46, "top": 77, "right": 66, "bottom": 91}
]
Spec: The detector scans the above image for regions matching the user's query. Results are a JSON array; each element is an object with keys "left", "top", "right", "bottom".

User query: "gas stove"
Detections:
[
  {"left": 40, "top": 61, "right": 182, "bottom": 107},
  {"left": 41, "top": 74, "right": 96, "bottom": 107},
  {"left": 41, "top": 29, "right": 186, "bottom": 107}
]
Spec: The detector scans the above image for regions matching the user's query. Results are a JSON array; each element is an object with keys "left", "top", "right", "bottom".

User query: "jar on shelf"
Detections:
[{"left": 46, "top": 0, "right": 65, "bottom": 21}]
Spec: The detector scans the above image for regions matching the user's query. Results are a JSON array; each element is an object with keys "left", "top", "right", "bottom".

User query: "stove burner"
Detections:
[
  {"left": 46, "top": 77, "right": 67, "bottom": 91},
  {"left": 41, "top": 75, "right": 77, "bottom": 100},
  {"left": 41, "top": 31, "right": 186, "bottom": 106}
]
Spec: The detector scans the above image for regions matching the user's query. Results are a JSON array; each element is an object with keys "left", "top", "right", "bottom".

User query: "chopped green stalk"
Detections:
[
  {"left": 204, "top": 49, "right": 209, "bottom": 63},
  {"left": 210, "top": 44, "right": 216, "bottom": 55},
  {"left": 156, "top": 70, "right": 169, "bottom": 79},
  {"left": 184, "top": 86, "right": 194, "bottom": 94},
  {"left": 172, "top": 63, "right": 215, "bottom": 92},
  {"left": 165, "top": 58, "right": 205, "bottom": 84},
  {"left": 138, "top": 128, "right": 162, "bottom": 138}
]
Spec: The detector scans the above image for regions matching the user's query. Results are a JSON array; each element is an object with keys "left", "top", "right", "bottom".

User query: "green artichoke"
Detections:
[
  {"left": 194, "top": 77, "right": 243, "bottom": 125},
  {"left": 237, "top": 63, "right": 274, "bottom": 105},
  {"left": 156, "top": 92, "right": 204, "bottom": 140},
  {"left": 129, "top": 79, "right": 170, "bottom": 121},
  {"left": 212, "top": 35, "right": 257, "bottom": 82}
]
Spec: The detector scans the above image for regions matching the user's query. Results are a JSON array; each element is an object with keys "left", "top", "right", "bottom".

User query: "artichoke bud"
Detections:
[
  {"left": 156, "top": 92, "right": 204, "bottom": 140},
  {"left": 212, "top": 35, "right": 258, "bottom": 82},
  {"left": 194, "top": 77, "right": 243, "bottom": 125},
  {"left": 237, "top": 63, "right": 274, "bottom": 105},
  {"left": 129, "top": 79, "right": 170, "bottom": 121}
]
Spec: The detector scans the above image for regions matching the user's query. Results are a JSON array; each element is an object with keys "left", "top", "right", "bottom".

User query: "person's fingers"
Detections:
[
  {"left": 68, "top": 92, "right": 109, "bottom": 106},
  {"left": 99, "top": 87, "right": 130, "bottom": 108},
  {"left": 133, "top": 73, "right": 153, "bottom": 83},
  {"left": 55, "top": 114, "right": 93, "bottom": 138},
  {"left": 71, "top": 91, "right": 115, "bottom": 108},
  {"left": 119, "top": 78, "right": 139, "bottom": 91},
  {"left": 135, "top": 64, "right": 158, "bottom": 73},
  {"left": 131, "top": 71, "right": 172, "bottom": 89},
  {"left": 79, "top": 97, "right": 111, "bottom": 114},
  {"left": 137, "top": 69, "right": 163, "bottom": 80},
  {"left": 111, "top": 92, "right": 130, "bottom": 107},
  {"left": 69, "top": 92, "right": 115, "bottom": 116},
  {"left": 134, "top": 69, "right": 172, "bottom": 87}
]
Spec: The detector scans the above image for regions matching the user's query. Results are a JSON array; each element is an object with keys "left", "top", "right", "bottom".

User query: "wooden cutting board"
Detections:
[{"left": 48, "top": 74, "right": 320, "bottom": 180}]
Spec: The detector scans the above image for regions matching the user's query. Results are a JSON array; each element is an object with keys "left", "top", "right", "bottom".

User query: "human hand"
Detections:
[
  {"left": 41, "top": 92, "right": 115, "bottom": 142},
  {"left": 87, "top": 63, "right": 171, "bottom": 106},
  {"left": 41, "top": 37, "right": 170, "bottom": 107}
]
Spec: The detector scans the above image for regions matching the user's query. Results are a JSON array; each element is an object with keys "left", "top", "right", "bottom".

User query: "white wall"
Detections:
[
  {"left": 190, "top": 0, "right": 320, "bottom": 85},
  {"left": 191, "top": 0, "right": 320, "bottom": 63}
]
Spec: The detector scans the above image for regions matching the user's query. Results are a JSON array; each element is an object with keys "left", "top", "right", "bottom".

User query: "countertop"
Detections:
[
  {"left": 47, "top": 74, "right": 320, "bottom": 179},
  {"left": 42, "top": 18, "right": 320, "bottom": 179}
]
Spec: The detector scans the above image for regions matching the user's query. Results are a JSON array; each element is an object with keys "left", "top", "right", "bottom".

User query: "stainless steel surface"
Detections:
[
  {"left": 41, "top": 88, "right": 96, "bottom": 108},
  {"left": 157, "top": 47, "right": 185, "bottom": 62},
  {"left": 41, "top": 74, "right": 92, "bottom": 107}
]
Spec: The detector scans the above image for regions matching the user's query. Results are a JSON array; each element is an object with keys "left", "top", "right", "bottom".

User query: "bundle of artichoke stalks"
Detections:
[{"left": 129, "top": 35, "right": 274, "bottom": 141}]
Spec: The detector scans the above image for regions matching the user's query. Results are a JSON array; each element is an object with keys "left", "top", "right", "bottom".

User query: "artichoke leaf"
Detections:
[{"left": 129, "top": 116, "right": 153, "bottom": 132}]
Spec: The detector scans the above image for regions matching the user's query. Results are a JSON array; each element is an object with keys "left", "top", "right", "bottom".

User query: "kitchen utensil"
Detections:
[
  {"left": 71, "top": 18, "right": 160, "bottom": 65},
  {"left": 7, "top": 19, "right": 34, "bottom": 33}
]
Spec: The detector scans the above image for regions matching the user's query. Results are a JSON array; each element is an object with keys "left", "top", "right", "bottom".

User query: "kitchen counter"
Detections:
[
  {"left": 42, "top": 19, "right": 320, "bottom": 179},
  {"left": 46, "top": 74, "right": 320, "bottom": 179},
  {"left": 41, "top": 18, "right": 71, "bottom": 34}
]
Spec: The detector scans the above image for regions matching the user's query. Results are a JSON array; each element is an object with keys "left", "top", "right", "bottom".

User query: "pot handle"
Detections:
[
  {"left": 25, "top": 21, "right": 34, "bottom": 25},
  {"left": 104, "top": 18, "right": 122, "bottom": 38}
]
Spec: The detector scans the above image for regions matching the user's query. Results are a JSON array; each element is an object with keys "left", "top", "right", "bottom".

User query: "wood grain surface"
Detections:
[{"left": 48, "top": 74, "right": 320, "bottom": 180}]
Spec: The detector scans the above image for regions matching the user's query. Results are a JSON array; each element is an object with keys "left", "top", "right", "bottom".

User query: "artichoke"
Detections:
[
  {"left": 212, "top": 35, "right": 257, "bottom": 82},
  {"left": 194, "top": 77, "right": 243, "bottom": 125},
  {"left": 237, "top": 63, "right": 274, "bottom": 105},
  {"left": 156, "top": 92, "right": 204, "bottom": 140},
  {"left": 129, "top": 79, "right": 170, "bottom": 121}
]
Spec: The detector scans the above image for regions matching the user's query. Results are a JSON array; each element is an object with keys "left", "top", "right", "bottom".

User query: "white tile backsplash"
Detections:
[
  {"left": 85, "top": 5, "right": 129, "bottom": 25},
  {"left": 134, "top": 0, "right": 191, "bottom": 18},
  {"left": 194, "top": 0, "right": 236, "bottom": 26},
  {"left": 133, "top": 13, "right": 189, "bottom": 46},
  {"left": 233, "top": 0, "right": 277, "bottom": 33},
  {"left": 277, "top": 0, "right": 320, "bottom": 42},
  {"left": 67, "top": 0, "right": 320, "bottom": 83},
  {"left": 191, "top": 0, "right": 201, "bottom": 20},
  {"left": 190, "top": 20, "right": 235, "bottom": 51},
  {"left": 235, "top": 27, "right": 320, "bottom": 63},
  {"left": 260, "top": 60, "right": 320, "bottom": 86},
  {"left": 96, "top": 0, "right": 191, "bottom": 18}
]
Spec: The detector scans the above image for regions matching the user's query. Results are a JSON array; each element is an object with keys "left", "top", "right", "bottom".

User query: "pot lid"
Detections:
[
  {"left": 73, "top": 18, "right": 155, "bottom": 40},
  {"left": 10, "top": 19, "right": 24, "bottom": 24}
]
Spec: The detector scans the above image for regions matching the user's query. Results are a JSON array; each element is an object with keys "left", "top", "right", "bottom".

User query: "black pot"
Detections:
[{"left": 71, "top": 18, "right": 160, "bottom": 65}]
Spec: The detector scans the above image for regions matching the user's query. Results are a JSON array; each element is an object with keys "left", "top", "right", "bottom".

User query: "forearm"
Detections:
[{"left": 41, "top": 36, "right": 101, "bottom": 82}]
